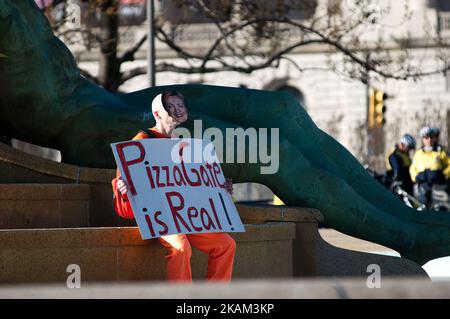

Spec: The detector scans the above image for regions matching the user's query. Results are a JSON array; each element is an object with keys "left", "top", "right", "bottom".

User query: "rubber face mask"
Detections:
[
  {"left": 151, "top": 94, "right": 187, "bottom": 124},
  {"left": 164, "top": 95, "right": 188, "bottom": 124}
]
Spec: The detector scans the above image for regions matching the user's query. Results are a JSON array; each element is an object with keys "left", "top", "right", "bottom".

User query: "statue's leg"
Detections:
[
  {"left": 169, "top": 85, "right": 448, "bottom": 223},
  {"left": 181, "top": 110, "right": 450, "bottom": 265},
  {"left": 272, "top": 138, "right": 450, "bottom": 265}
]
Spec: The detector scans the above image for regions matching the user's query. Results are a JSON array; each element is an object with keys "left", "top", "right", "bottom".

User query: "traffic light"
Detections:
[
  {"left": 374, "top": 90, "right": 386, "bottom": 127},
  {"left": 368, "top": 89, "right": 387, "bottom": 129}
]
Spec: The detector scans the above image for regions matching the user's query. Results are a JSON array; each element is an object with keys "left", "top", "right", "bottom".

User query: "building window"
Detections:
[
  {"left": 160, "top": 0, "right": 318, "bottom": 25},
  {"left": 80, "top": 0, "right": 147, "bottom": 27},
  {"left": 446, "top": 69, "right": 450, "bottom": 92},
  {"left": 160, "top": 0, "right": 233, "bottom": 24},
  {"left": 439, "top": 12, "right": 450, "bottom": 35},
  {"left": 438, "top": 0, "right": 450, "bottom": 11},
  {"left": 246, "top": 0, "right": 318, "bottom": 21}
]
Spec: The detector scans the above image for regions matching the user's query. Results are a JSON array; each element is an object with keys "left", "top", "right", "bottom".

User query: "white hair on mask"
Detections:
[{"left": 151, "top": 93, "right": 164, "bottom": 118}]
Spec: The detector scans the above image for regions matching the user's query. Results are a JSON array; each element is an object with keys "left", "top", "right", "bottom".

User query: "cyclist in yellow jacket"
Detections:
[{"left": 410, "top": 126, "right": 450, "bottom": 205}]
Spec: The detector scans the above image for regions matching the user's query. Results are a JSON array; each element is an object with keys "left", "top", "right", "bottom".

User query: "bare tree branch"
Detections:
[
  {"left": 56, "top": 28, "right": 103, "bottom": 44},
  {"left": 119, "top": 66, "right": 147, "bottom": 84},
  {"left": 119, "top": 34, "right": 148, "bottom": 64}
]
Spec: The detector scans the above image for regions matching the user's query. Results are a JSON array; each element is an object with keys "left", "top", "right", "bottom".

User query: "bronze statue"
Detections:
[{"left": 1, "top": 0, "right": 449, "bottom": 265}]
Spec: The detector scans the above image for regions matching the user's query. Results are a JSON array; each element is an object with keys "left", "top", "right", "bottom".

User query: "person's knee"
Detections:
[
  {"left": 172, "top": 240, "right": 192, "bottom": 260},
  {"left": 221, "top": 235, "right": 236, "bottom": 256}
]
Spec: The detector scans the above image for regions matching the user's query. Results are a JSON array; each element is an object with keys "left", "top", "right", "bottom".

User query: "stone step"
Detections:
[
  {"left": 0, "top": 204, "right": 429, "bottom": 284},
  {"left": 0, "top": 184, "right": 90, "bottom": 229},
  {"left": 0, "top": 224, "right": 295, "bottom": 284}
]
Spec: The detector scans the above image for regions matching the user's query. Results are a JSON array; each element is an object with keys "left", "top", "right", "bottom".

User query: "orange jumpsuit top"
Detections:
[{"left": 112, "top": 127, "right": 168, "bottom": 219}]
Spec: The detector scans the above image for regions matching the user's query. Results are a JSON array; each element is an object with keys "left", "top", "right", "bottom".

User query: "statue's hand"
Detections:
[{"left": 223, "top": 178, "right": 233, "bottom": 195}]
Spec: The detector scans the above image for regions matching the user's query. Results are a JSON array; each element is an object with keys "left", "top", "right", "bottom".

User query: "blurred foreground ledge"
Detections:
[{"left": 0, "top": 278, "right": 447, "bottom": 299}]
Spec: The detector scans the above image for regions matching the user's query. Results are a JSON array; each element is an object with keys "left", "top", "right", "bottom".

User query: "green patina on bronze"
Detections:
[{"left": 1, "top": 0, "right": 449, "bottom": 265}]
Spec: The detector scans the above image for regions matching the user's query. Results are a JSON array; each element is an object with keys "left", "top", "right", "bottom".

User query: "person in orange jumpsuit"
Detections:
[{"left": 112, "top": 90, "right": 236, "bottom": 282}]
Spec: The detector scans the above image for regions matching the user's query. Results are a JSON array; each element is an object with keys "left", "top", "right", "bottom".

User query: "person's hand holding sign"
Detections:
[
  {"left": 117, "top": 177, "right": 128, "bottom": 197},
  {"left": 223, "top": 178, "right": 233, "bottom": 195}
]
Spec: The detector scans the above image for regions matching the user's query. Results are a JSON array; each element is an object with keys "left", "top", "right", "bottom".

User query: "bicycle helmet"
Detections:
[
  {"left": 431, "top": 127, "right": 440, "bottom": 137},
  {"left": 400, "top": 134, "right": 416, "bottom": 150},
  {"left": 420, "top": 126, "right": 433, "bottom": 138}
]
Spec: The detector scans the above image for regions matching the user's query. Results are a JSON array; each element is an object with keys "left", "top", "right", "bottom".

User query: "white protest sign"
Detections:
[{"left": 111, "top": 138, "right": 245, "bottom": 240}]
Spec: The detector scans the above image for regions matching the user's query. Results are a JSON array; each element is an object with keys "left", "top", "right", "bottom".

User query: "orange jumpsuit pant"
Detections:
[{"left": 158, "top": 232, "right": 236, "bottom": 282}]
